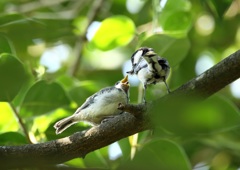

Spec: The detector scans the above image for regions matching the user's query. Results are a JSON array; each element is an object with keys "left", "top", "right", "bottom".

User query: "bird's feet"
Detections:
[
  {"left": 118, "top": 103, "right": 125, "bottom": 110},
  {"left": 101, "top": 116, "right": 115, "bottom": 124}
]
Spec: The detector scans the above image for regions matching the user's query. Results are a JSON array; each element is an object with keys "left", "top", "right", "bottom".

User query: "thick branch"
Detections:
[
  {"left": 0, "top": 50, "right": 239, "bottom": 169},
  {"left": 174, "top": 50, "right": 240, "bottom": 97}
]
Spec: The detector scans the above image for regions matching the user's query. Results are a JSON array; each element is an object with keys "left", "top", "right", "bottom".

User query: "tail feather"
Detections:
[{"left": 54, "top": 116, "right": 76, "bottom": 134}]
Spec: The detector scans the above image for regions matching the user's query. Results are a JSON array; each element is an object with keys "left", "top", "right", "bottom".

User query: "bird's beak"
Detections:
[
  {"left": 121, "top": 75, "right": 128, "bottom": 84},
  {"left": 120, "top": 75, "right": 130, "bottom": 89},
  {"left": 146, "top": 50, "right": 157, "bottom": 56},
  {"left": 119, "top": 75, "right": 130, "bottom": 92}
]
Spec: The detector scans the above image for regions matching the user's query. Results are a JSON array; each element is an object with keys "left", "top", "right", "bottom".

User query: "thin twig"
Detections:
[
  {"left": 9, "top": 102, "right": 32, "bottom": 144},
  {"left": 69, "top": 0, "right": 104, "bottom": 76}
]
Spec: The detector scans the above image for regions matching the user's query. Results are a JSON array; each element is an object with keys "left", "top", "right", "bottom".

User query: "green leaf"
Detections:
[
  {"left": 203, "top": 0, "right": 232, "bottom": 18},
  {"left": 0, "top": 53, "right": 28, "bottom": 101},
  {"left": 0, "top": 35, "right": 13, "bottom": 54},
  {"left": 119, "top": 139, "right": 191, "bottom": 170},
  {"left": 160, "top": 11, "right": 192, "bottom": 36},
  {"left": 84, "top": 147, "right": 109, "bottom": 169},
  {"left": 65, "top": 158, "right": 85, "bottom": 168},
  {"left": 159, "top": 0, "right": 192, "bottom": 37},
  {"left": 0, "top": 132, "right": 28, "bottom": 145},
  {"left": 118, "top": 138, "right": 131, "bottom": 161},
  {"left": 20, "top": 80, "right": 70, "bottom": 118},
  {"left": 0, "top": 102, "right": 18, "bottom": 132},
  {"left": 162, "top": 0, "right": 191, "bottom": 11},
  {"left": 151, "top": 94, "right": 240, "bottom": 135},
  {"left": 90, "top": 15, "right": 135, "bottom": 51},
  {"left": 141, "top": 35, "right": 190, "bottom": 67},
  {"left": 45, "top": 120, "right": 90, "bottom": 140},
  {"left": 0, "top": 14, "right": 74, "bottom": 56}
]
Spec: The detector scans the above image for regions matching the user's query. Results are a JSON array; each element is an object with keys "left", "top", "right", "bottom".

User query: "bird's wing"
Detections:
[
  {"left": 131, "top": 50, "right": 143, "bottom": 66},
  {"left": 158, "top": 58, "right": 170, "bottom": 70},
  {"left": 135, "top": 61, "right": 148, "bottom": 73},
  {"left": 74, "top": 87, "right": 113, "bottom": 114}
]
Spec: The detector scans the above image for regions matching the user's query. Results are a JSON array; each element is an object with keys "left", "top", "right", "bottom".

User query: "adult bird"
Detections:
[
  {"left": 127, "top": 47, "right": 170, "bottom": 102},
  {"left": 54, "top": 75, "right": 130, "bottom": 134}
]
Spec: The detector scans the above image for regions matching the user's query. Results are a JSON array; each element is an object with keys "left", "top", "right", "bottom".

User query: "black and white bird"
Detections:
[
  {"left": 127, "top": 47, "right": 170, "bottom": 102},
  {"left": 54, "top": 76, "right": 130, "bottom": 134}
]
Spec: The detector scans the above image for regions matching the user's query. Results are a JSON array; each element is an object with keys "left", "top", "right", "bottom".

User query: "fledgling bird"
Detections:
[
  {"left": 54, "top": 76, "right": 130, "bottom": 134},
  {"left": 127, "top": 47, "right": 170, "bottom": 102}
]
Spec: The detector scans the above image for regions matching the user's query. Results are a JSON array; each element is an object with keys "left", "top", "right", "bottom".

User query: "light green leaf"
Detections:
[
  {"left": 162, "top": 0, "right": 191, "bottom": 12},
  {"left": 65, "top": 158, "right": 85, "bottom": 168},
  {"left": 90, "top": 15, "right": 135, "bottom": 51},
  {"left": 20, "top": 80, "right": 70, "bottom": 118},
  {"left": 160, "top": 11, "right": 192, "bottom": 36},
  {"left": 159, "top": 0, "right": 192, "bottom": 37},
  {"left": 119, "top": 139, "right": 191, "bottom": 170},
  {"left": 0, "top": 102, "right": 18, "bottom": 132},
  {"left": 0, "top": 53, "right": 28, "bottom": 101}
]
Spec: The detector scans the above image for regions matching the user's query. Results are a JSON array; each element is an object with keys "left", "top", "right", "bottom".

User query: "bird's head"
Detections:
[
  {"left": 131, "top": 47, "right": 154, "bottom": 66},
  {"left": 144, "top": 50, "right": 157, "bottom": 57},
  {"left": 115, "top": 75, "right": 130, "bottom": 92}
]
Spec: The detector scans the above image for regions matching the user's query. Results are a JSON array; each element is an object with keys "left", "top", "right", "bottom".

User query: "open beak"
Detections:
[
  {"left": 121, "top": 75, "right": 128, "bottom": 83},
  {"left": 119, "top": 75, "right": 130, "bottom": 92},
  {"left": 120, "top": 75, "right": 130, "bottom": 87}
]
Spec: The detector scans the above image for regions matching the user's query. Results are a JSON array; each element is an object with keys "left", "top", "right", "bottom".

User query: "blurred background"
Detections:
[{"left": 0, "top": 0, "right": 240, "bottom": 169}]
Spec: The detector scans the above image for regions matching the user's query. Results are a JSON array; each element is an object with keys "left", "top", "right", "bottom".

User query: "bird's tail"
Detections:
[{"left": 54, "top": 115, "right": 76, "bottom": 134}]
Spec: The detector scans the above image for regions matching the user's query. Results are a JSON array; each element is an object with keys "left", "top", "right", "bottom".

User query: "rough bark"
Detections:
[{"left": 0, "top": 50, "right": 239, "bottom": 169}]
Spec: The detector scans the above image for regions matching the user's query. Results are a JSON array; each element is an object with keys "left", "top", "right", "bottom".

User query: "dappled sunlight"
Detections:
[
  {"left": 195, "top": 53, "right": 215, "bottom": 75},
  {"left": 230, "top": 79, "right": 240, "bottom": 99},
  {"left": 40, "top": 44, "right": 71, "bottom": 73},
  {"left": 195, "top": 14, "right": 215, "bottom": 36}
]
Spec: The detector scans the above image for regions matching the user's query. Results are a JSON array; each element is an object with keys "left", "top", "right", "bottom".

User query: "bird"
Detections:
[
  {"left": 127, "top": 47, "right": 170, "bottom": 102},
  {"left": 54, "top": 75, "right": 130, "bottom": 134}
]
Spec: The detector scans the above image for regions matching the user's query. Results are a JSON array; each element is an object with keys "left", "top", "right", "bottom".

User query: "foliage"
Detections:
[{"left": 0, "top": 0, "right": 239, "bottom": 169}]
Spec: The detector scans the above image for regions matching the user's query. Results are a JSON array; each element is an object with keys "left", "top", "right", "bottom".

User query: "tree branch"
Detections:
[{"left": 0, "top": 50, "right": 239, "bottom": 169}]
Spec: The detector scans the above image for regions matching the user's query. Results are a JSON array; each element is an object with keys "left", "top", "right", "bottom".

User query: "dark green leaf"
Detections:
[
  {"left": 119, "top": 139, "right": 191, "bottom": 170},
  {"left": 152, "top": 94, "right": 240, "bottom": 135},
  {"left": 141, "top": 35, "right": 190, "bottom": 67},
  {"left": 203, "top": 0, "right": 232, "bottom": 18},
  {"left": 0, "top": 53, "right": 28, "bottom": 101},
  {"left": 0, "top": 35, "right": 12, "bottom": 54},
  {"left": 20, "top": 80, "right": 70, "bottom": 117},
  {"left": 0, "top": 132, "right": 28, "bottom": 145},
  {"left": 45, "top": 120, "right": 89, "bottom": 140}
]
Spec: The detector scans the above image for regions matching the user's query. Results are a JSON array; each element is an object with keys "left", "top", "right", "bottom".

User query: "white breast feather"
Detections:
[{"left": 133, "top": 50, "right": 143, "bottom": 65}]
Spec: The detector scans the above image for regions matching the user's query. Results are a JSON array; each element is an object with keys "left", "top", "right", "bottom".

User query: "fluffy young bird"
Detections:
[
  {"left": 127, "top": 47, "right": 170, "bottom": 102},
  {"left": 54, "top": 76, "right": 130, "bottom": 134}
]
